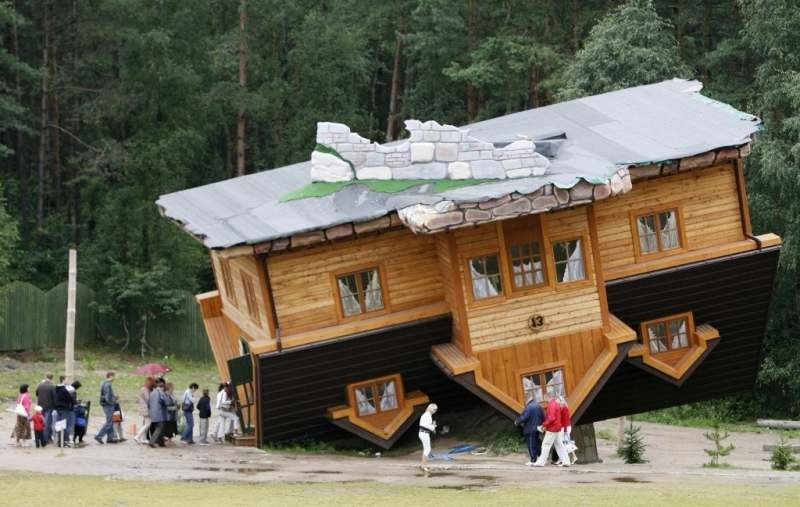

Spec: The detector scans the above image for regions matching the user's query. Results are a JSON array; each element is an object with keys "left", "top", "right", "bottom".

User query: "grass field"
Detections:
[
  {"left": 0, "top": 472, "right": 798, "bottom": 507},
  {"left": 0, "top": 348, "right": 219, "bottom": 410}
]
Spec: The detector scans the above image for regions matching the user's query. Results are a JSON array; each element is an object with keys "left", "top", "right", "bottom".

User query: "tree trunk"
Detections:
[
  {"left": 37, "top": 1, "right": 52, "bottom": 229},
  {"left": 139, "top": 314, "right": 152, "bottom": 358},
  {"left": 385, "top": 26, "right": 404, "bottom": 141},
  {"left": 11, "top": 1, "right": 27, "bottom": 231},
  {"left": 236, "top": 0, "right": 247, "bottom": 177},
  {"left": 571, "top": 0, "right": 580, "bottom": 53},
  {"left": 466, "top": 0, "right": 477, "bottom": 121},
  {"left": 50, "top": 28, "right": 61, "bottom": 210},
  {"left": 528, "top": 65, "right": 540, "bottom": 109}
]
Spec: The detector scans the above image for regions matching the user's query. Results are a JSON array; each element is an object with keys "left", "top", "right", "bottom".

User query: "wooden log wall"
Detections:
[
  {"left": 453, "top": 208, "right": 603, "bottom": 352},
  {"left": 210, "top": 252, "right": 271, "bottom": 342},
  {"left": 593, "top": 162, "right": 745, "bottom": 278},
  {"left": 267, "top": 229, "right": 445, "bottom": 337},
  {"left": 476, "top": 327, "right": 606, "bottom": 404}
]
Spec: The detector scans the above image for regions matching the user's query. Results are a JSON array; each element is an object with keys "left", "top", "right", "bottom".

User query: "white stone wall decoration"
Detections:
[{"left": 312, "top": 119, "right": 551, "bottom": 183}]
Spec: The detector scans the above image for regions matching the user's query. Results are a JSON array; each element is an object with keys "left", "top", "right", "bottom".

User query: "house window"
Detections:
[
  {"left": 240, "top": 273, "right": 260, "bottom": 325},
  {"left": 553, "top": 239, "right": 586, "bottom": 283},
  {"left": 220, "top": 258, "right": 237, "bottom": 307},
  {"left": 504, "top": 216, "right": 546, "bottom": 290},
  {"left": 521, "top": 367, "right": 566, "bottom": 403},
  {"left": 351, "top": 376, "right": 400, "bottom": 417},
  {"left": 635, "top": 207, "right": 682, "bottom": 255},
  {"left": 468, "top": 254, "right": 503, "bottom": 299},
  {"left": 336, "top": 267, "right": 384, "bottom": 317},
  {"left": 643, "top": 314, "right": 692, "bottom": 355}
]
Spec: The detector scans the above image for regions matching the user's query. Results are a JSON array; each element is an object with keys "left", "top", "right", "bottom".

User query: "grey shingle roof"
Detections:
[{"left": 157, "top": 79, "right": 760, "bottom": 249}]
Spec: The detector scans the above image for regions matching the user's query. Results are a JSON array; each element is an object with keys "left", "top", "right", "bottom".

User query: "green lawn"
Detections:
[
  {"left": 0, "top": 348, "right": 219, "bottom": 411},
  {"left": 0, "top": 472, "right": 798, "bottom": 507}
]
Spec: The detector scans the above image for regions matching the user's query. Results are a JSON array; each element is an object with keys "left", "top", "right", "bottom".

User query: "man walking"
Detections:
[
  {"left": 148, "top": 379, "right": 168, "bottom": 448},
  {"left": 180, "top": 383, "right": 198, "bottom": 444},
  {"left": 533, "top": 392, "right": 570, "bottom": 467},
  {"left": 94, "top": 371, "right": 118, "bottom": 444},
  {"left": 516, "top": 395, "right": 545, "bottom": 466},
  {"left": 35, "top": 372, "right": 56, "bottom": 443}
]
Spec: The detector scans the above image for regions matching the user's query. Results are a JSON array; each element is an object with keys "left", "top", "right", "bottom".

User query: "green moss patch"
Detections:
[{"left": 280, "top": 178, "right": 497, "bottom": 202}]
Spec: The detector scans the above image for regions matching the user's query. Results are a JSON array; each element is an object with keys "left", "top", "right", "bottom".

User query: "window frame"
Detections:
[
  {"left": 219, "top": 258, "right": 238, "bottom": 308},
  {"left": 629, "top": 204, "right": 688, "bottom": 261},
  {"left": 331, "top": 263, "right": 390, "bottom": 322},
  {"left": 640, "top": 312, "right": 695, "bottom": 358},
  {"left": 517, "top": 362, "right": 567, "bottom": 405},
  {"left": 464, "top": 251, "right": 505, "bottom": 303},
  {"left": 347, "top": 373, "right": 404, "bottom": 419},
  {"left": 502, "top": 215, "right": 549, "bottom": 293},
  {"left": 240, "top": 272, "right": 261, "bottom": 325},
  {"left": 549, "top": 234, "right": 592, "bottom": 288}
]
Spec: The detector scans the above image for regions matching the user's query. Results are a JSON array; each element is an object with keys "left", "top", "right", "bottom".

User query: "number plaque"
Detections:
[{"left": 528, "top": 314, "right": 545, "bottom": 331}]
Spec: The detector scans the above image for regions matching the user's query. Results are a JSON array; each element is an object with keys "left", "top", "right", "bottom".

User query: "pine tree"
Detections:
[
  {"left": 617, "top": 418, "right": 648, "bottom": 464},
  {"left": 558, "top": 0, "right": 691, "bottom": 100},
  {"left": 770, "top": 434, "right": 796, "bottom": 471},
  {"left": 703, "top": 422, "right": 735, "bottom": 467}
]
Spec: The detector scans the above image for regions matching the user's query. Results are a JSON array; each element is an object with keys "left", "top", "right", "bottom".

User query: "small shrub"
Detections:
[
  {"left": 617, "top": 419, "right": 647, "bottom": 464},
  {"left": 487, "top": 428, "right": 524, "bottom": 455},
  {"left": 82, "top": 352, "right": 98, "bottom": 372},
  {"left": 770, "top": 434, "right": 796, "bottom": 471},
  {"left": 703, "top": 422, "right": 735, "bottom": 468}
]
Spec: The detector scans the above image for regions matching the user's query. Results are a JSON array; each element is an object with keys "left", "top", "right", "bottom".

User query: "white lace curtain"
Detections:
[
  {"left": 379, "top": 381, "right": 397, "bottom": 411},
  {"left": 561, "top": 241, "right": 585, "bottom": 282},
  {"left": 338, "top": 278, "right": 361, "bottom": 316},
  {"left": 660, "top": 211, "right": 679, "bottom": 249},
  {"left": 470, "top": 262, "right": 500, "bottom": 298},
  {"left": 638, "top": 216, "right": 658, "bottom": 253},
  {"left": 355, "top": 387, "right": 376, "bottom": 416},
  {"left": 364, "top": 270, "right": 382, "bottom": 311},
  {"left": 512, "top": 259, "right": 544, "bottom": 286}
]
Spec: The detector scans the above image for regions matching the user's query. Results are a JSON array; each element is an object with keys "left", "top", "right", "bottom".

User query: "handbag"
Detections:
[
  {"left": 14, "top": 403, "right": 27, "bottom": 417},
  {"left": 182, "top": 401, "right": 194, "bottom": 412}
]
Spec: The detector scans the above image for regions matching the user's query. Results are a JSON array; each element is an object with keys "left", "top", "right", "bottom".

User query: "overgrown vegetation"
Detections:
[
  {"left": 703, "top": 422, "right": 735, "bottom": 468},
  {"left": 617, "top": 419, "right": 648, "bottom": 464},
  {"left": 2, "top": 0, "right": 800, "bottom": 420}
]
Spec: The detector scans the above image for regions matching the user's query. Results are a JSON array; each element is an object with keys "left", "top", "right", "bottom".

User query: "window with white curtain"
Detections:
[
  {"left": 352, "top": 376, "right": 401, "bottom": 417},
  {"left": 469, "top": 254, "right": 502, "bottom": 299},
  {"left": 553, "top": 239, "right": 586, "bottom": 283},
  {"left": 336, "top": 267, "right": 384, "bottom": 317},
  {"left": 522, "top": 367, "right": 566, "bottom": 403},
  {"left": 645, "top": 314, "right": 692, "bottom": 355},
  {"left": 504, "top": 216, "right": 546, "bottom": 290},
  {"left": 636, "top": 208, "right": 681, "bottom": 255}
]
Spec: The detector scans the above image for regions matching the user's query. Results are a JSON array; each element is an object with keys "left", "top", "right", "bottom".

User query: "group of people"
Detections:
[
  {"left": 131, "top": 377, "right": 238, "bottom": 447},
  {"left": 11, "top": 370, "right": 240, "bottom": 449},
  {"left": 12, "top": 373, "right": 90, "bottom": 448},
  {"left": 416, "top": 392, "right": 578, "bottom": 470},
  {"left": 516, "top": 392, "right": 578, "bottom": 467}
]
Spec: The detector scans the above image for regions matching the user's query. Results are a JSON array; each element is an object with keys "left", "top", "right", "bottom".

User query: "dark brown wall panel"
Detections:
[
  {"left": 580, "top": 247, "right": 780, "bottom": 423},
  {"left": 258, "top": 315, "right": 476, "bottom": 444}
]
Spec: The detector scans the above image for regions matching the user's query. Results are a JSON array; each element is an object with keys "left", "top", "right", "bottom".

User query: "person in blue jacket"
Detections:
[{"left": 516, "top": 395, "right": 545, "bottom": 466}]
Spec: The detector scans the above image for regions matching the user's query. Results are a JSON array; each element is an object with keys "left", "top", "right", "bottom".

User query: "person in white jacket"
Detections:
[
  {"left": 211, "top": 383, "right": 226, "bottom": 443},
  {"left": 418, "top": 403, "right": 438, "bottom": 471}
]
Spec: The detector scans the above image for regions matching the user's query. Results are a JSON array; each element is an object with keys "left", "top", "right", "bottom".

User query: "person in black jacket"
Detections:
[
  {"left": 516, "top": 395, "right": 545, "bottom": 466},
  {"left": 196, "top": 388, "right": 211, "bottom": 445},
  {"left": 53, "top": 376, "right": 75, "bottom": 447}
]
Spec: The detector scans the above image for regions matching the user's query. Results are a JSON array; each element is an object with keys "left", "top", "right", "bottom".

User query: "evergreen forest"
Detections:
[{"left": 1, "top": 0, "right": 799, "bottom": 418}]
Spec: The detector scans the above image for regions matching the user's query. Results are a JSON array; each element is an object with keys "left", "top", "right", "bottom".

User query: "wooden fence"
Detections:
[{"left": 0, "top": 281, "right": 211, "bottom": 361}]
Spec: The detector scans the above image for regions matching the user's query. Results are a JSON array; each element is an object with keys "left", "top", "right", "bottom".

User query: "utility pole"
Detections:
[{"left": 65, "top": 249, "right": 76, "bottom": 380}]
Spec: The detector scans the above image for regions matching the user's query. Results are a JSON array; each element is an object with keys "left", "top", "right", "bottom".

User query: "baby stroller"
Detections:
[{"left": 74, "top": 401, "right": 90, "bottom": 445}]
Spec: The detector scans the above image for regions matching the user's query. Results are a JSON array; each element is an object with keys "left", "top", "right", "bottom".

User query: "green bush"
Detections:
[
  {"left": 617, "top": 420, "right": 647, "bottom": 464},
  {"left": 770, "top": 434, "right": 796, "bottom": 471}
]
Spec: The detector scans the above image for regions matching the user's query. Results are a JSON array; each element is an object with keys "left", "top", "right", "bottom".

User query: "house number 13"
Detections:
[{"left": 528, "top": 314, "right": 545, "bottom": 331}]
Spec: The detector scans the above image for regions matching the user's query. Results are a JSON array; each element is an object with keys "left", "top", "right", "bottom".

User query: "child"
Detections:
[
  {"left": 32, "top": 406, "right": 46, "bottom": 448},
  {"left": 74, "top": 403, "right": 88, "bottom": 445},
  {"left": 197, "top": 388, "right": 211, "bottom": 445},
  {"left": 112, "top": 402, "right": 125, "bottom": 441}
]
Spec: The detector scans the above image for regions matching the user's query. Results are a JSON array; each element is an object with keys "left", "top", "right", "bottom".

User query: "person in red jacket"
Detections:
[
  {"left": 32, "top": 406, "right": 46, "bottom": 448},
  {"left": 533, "top": 392, "right": 570, "bottom": 467}
]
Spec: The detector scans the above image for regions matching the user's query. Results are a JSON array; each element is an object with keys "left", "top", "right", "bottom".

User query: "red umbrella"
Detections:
[{"left": 134, "top": 363, "right": 171, "bottom": 376}]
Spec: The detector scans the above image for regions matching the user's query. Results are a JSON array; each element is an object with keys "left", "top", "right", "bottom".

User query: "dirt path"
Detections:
[{"left": 2, "top": 410, "right": 799, "bottom": 489}]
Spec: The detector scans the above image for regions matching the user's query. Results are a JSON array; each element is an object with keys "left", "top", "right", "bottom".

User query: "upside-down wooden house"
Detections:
[{"left": 158, "top": 79, "right": 780, "bottom": 449}]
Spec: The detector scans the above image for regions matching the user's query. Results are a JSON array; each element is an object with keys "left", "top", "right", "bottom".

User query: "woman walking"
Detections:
[
  {"left": 12, "top": 384, "right": 32, "bottom": 446},
  {"left": 134, "top": 377, "right": 155, "bottom": 444},
  {"left": 163, "top": 383, "right": 178, "bottom": 445},
  {"left": 418, "top": 403, "right": 437, "bottom": 471}
]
